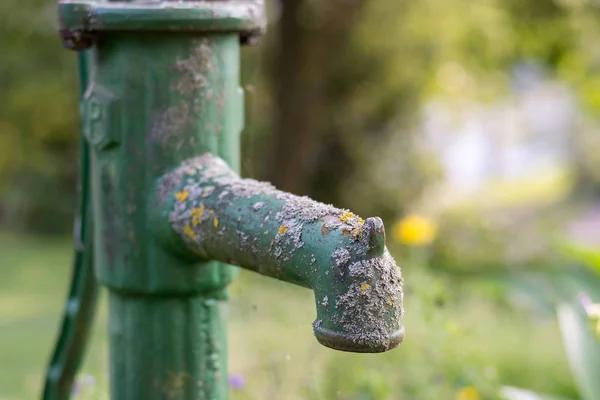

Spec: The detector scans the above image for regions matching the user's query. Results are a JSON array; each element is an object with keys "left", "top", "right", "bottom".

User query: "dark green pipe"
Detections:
[{"left": 42, "top": 52, "right": 99, "bottom": 400}]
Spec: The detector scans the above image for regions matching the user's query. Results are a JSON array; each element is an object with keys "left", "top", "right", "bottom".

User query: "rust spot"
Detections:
[
  {"left": 341, "top": 227, "right": 353, "bottom": 237},
  {"left": 321, "top": 224, "right": 330, "bottom": 235}
]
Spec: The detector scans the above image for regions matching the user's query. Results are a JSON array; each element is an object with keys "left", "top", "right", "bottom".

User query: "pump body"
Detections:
[{"left": 44, "top": 1, "right": 404, "bottom": 399}]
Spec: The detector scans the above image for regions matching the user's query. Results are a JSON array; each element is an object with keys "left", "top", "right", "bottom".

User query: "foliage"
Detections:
[
  {"left": 501, "top": 243, "right": 600, "bottom": 400},
  {"left": 0, "top": 0, "right": 80, "bottom": 233},
  {"left": 428, "top": 204, "right": 565, "bottom": 277},
  {"left": 0, "top": 233, "right": 582, "bottom": 400}
]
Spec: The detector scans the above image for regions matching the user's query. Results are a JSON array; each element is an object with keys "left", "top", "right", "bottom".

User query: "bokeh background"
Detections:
[{"left": 3, "top": 0, "right": 600, "bottom": 399}]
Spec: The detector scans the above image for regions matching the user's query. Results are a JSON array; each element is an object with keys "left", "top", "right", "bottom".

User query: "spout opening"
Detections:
[{"left": 314, "top": 325, "right": 404, "bottom": 353}]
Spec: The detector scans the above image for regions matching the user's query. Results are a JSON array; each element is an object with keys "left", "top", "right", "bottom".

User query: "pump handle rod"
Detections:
[{"left": 42, "top": 51, "right": 100, "bottom": 400}]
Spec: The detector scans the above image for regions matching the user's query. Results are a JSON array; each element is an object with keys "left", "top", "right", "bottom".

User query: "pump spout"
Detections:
[{"left": 154, "top": 154, "right": 404, "bottom": 353}]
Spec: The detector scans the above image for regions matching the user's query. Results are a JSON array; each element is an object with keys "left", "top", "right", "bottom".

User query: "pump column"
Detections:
[{"left": 57, "top": 1, "right": 265, "bottom": 399}]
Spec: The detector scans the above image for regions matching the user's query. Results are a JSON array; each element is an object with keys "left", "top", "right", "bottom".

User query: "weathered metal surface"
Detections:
[
  {"left": 155, "top": 154, "right": 405, "bottom": 353},
  {"left": 49, "top": 0, "right": 404, "bottom": 398},
  {"left": 58, "top": 0, "right": 266, "bottom": 50},
  {"left": 108, "top": 293, "right": 227, "bottom": 400},
  {"left": 86, "top": 31, "right": 244, "bottom": 399},
  {"left": 89, "top": 34, "right": 242, "bottom": 294}
]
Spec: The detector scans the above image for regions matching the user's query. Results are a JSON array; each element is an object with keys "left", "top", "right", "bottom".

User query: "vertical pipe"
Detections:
[
  {"left": 108, "top": 294, "right": 227, "bottom": 399},
  {"left": 86, "top": 34, "right": 243, "bottom": 399}
]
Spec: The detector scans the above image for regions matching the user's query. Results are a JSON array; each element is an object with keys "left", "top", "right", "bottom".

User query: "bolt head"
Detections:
[{"left": 59, "top": 30, "right": 94, "bottom": 52}]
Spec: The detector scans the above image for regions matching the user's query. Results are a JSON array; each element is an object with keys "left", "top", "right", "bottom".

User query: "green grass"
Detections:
[{"left": 0, "top": 233, "right": 580, "bottom": 400}]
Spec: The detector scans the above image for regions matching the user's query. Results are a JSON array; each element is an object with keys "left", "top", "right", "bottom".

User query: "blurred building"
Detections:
[{"left": 423, "top": 62, "right": 576, "bottom": 195}]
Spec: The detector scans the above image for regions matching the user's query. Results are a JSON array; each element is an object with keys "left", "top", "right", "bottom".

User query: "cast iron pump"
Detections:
[{"left": 43, "top": 1, "right": 405, "bottom": 399}]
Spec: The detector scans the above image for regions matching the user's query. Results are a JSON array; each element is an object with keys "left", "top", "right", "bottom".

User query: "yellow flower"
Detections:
[
  {"left": 456, "top": 386, "right": 480, "bottom": 400},
  {"left": 392, "top": 214, "right": 437, "bottom": 246}
]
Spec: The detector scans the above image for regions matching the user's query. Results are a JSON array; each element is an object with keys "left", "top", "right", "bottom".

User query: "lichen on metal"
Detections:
[{"left": 156, "top": 153, "right": 405, "bottom": 353}]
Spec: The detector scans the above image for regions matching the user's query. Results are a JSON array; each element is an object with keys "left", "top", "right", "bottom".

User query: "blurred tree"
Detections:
[
  {"left": 247, "top": 0, "right": 442, "bottom": 221},
  {"left": 247, "top": 0, "right": 600, "bottom": 220},
  {"left": 0, "top": 0, "right": 79, "bottom": 233}
]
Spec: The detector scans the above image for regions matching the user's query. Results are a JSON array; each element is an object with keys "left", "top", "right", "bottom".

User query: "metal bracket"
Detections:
[{"left": 83, "top": 85, "right": 121, "bottom": 151}]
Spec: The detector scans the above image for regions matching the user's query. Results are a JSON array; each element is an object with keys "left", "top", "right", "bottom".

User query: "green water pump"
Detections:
[{"left": 43, "top": 1, "right": 404, "bottom": 399}]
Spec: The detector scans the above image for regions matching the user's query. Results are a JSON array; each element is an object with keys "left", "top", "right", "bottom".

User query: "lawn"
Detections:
[{"left": 0, "top": 232, "right": 580, "bottom": 400}]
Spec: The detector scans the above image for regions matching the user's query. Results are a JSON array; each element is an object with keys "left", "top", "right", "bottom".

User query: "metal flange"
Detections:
[{"left": 58, "top": 0, "right": 266, "bottom": 50}]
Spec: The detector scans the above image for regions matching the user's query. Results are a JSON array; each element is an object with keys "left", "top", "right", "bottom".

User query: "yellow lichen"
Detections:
[
  {"left": 264, "top": 230, "right": 269, "bottom": 235},
  {"left": 185, "top": 168, "right": 195, "bottom": 175},
  {"left": 278, "top": 225, "right": 288, "bottom": 235},
  {"left": 352, "top": 225, "right": 364, "bottom": 238},
  {"left": 213, "top": 217, "right": 219, "bottom": 228},
  {"left": 191, "top": 205, "right": 205, "bottom": 226},
  {"left": 339, "top": 211, "right": 356, "bottom": 224},
  {"left": 209, "top": 210, "right": 215, "bottom": 214},
  {"left": 183, "top": 225, "right": 196, "bottom": 240},
  {"left": 360, "top": 283, "right": 370, "bottom": 292},
  {"left": 387, "top": 300, "right": 393, "bottom": 306},
  {"left": 175, "top": 190, "right": 189, "bottom": 202}
]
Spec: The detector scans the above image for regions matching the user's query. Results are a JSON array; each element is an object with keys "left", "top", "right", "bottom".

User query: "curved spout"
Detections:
[{"left": 154, "top": 154, "right": 404, "bottom": 353}]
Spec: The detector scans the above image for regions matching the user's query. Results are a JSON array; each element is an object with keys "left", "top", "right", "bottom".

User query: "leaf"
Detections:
[
  {"left": 556, "top": 302, "right": 600, "bottom": 400},
  {"left": 500, "top": 386, "right": 573, "bottom": 400},
  {"left": 558, "top": 242, "right": 600, "bottom": 277}
]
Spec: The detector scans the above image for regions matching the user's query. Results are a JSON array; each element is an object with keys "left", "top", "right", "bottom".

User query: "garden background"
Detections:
[{"left": 2, "top": 1, "right": 600, "bottom": 399}]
